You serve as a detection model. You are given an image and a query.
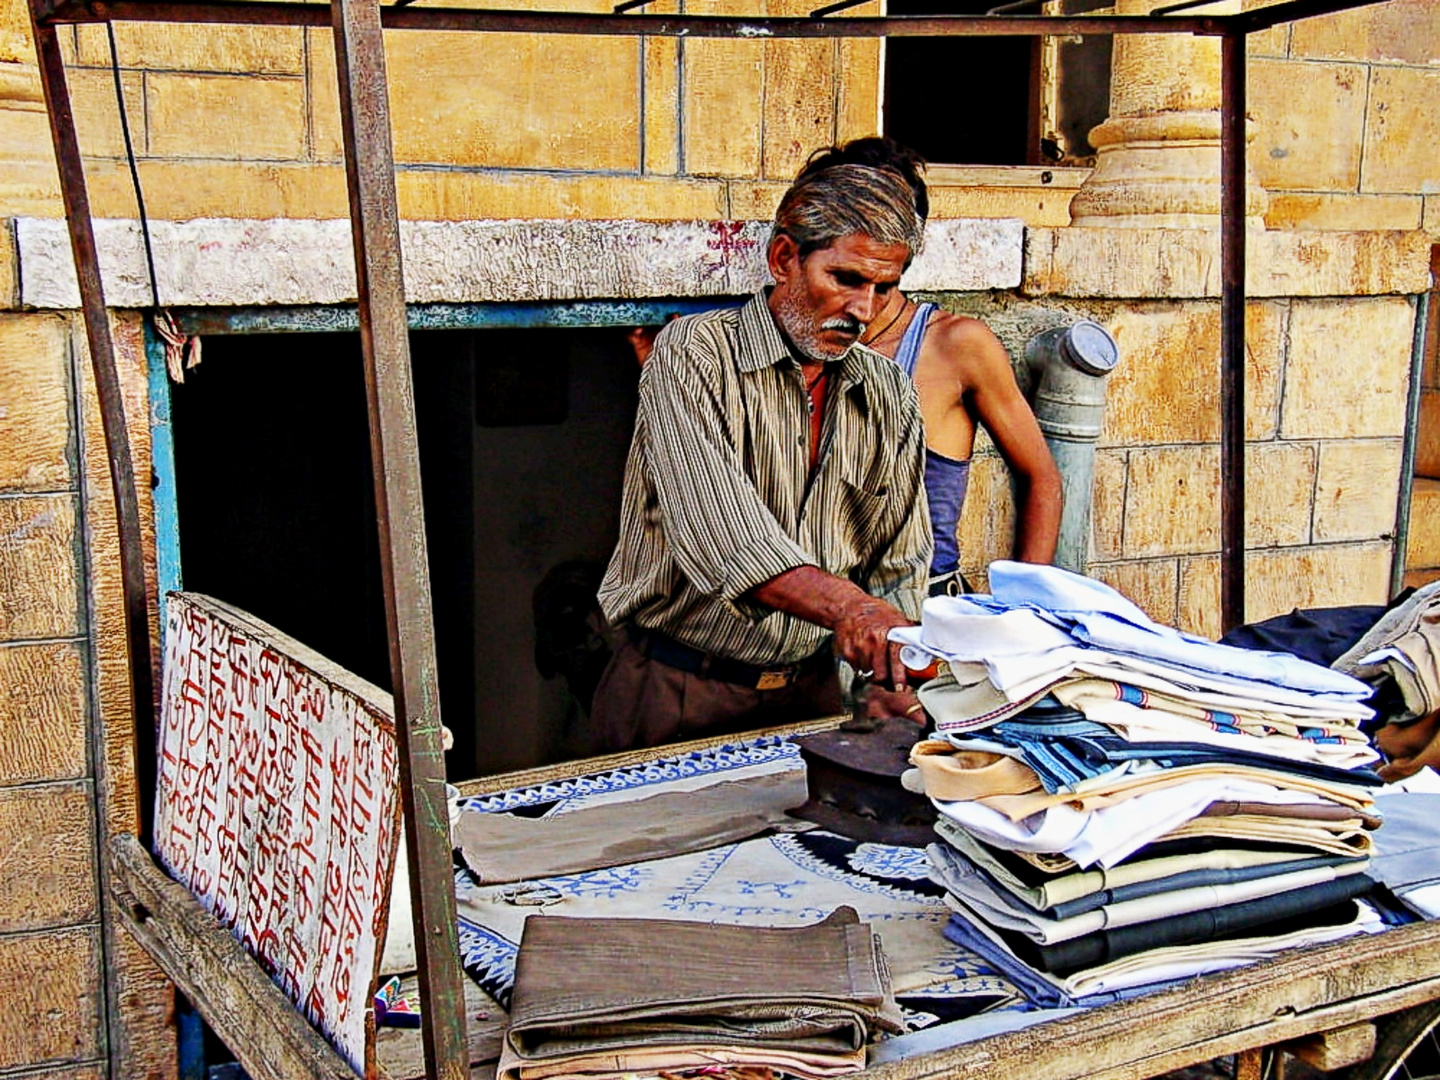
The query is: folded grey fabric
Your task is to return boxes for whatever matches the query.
[1334,580,1440,721]
[1371,793,1440,895]
[931,842,1370,945]
[933,815,1348,915]
[457,768,808,884]
[503,908,903,1080]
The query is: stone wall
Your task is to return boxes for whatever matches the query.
[0,2,1430,232]
[0,297,175,1079]
[12,5,1092,226]
[1250,0,1440,233]
[954,228,1430,639]
[0,0,1436,1074]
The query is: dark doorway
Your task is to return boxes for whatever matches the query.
[168,324,640,778]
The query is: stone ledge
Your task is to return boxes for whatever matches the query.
[16,216,1025,309]
[1023,227,1432,298]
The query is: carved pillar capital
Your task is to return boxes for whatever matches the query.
[1068,0,1267,229]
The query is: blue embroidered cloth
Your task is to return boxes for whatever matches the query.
[453,737,1020,1029]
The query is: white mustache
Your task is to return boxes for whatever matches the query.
[821,317,864,335]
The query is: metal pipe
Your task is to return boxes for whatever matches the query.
[329,0,468,1073]
[1238,0,1392,32]
[1026,321,1121,575]
[29,5,158,848]
[1392,282,1435,598]
[1220,27,1246,634]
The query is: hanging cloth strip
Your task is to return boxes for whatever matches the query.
[153,310,202,384]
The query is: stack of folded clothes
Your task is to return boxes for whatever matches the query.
[891,561,1387,1008]
[498,908,904,1080]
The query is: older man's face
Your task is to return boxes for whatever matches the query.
[767,233,909,362]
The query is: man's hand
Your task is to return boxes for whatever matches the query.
[864,685,927,726]
[1375,712,1440,782]
[749,565,915,691]
[833,593,914,692]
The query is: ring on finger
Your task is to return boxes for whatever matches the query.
[856,669,875,679]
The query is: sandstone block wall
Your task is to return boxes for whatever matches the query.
[954,237,1423,641]
[0,0,1435,1073]
[35,10,1107,226]
[0,280,175,1079]
[1251,0,1440,233]
[0,1,1425,235]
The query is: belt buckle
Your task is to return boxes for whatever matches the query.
[756,669,792,691]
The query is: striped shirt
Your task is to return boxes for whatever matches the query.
[598,291,932,666]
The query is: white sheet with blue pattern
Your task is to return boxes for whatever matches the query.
[453,736,1019,1026]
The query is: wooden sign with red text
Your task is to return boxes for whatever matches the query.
[155,592,402,1078]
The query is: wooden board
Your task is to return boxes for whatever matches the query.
[153,592,403,1076]
[110,833,359,1080]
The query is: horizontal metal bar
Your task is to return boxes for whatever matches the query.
[169,297,741,335]
[1237,0,1394,31]
[1149,0,1218,15]
[43,1,1232,34]
[809,0,868,17]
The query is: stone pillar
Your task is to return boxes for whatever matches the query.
[1068,0,1266,228]
[0,0,60,217]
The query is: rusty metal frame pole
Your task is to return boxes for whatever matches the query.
[328,0,469,1074]
[28,7,159,849]
[26,0,1400,35]
[1220,26,1247,634]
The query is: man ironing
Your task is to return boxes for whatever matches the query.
[592,164,932,751]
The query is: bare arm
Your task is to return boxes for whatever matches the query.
[749,566,914,691]
[951,322,1063,564]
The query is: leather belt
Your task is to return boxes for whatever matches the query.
[627,625,831,691]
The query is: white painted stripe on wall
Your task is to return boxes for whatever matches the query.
[17,216,1025,309]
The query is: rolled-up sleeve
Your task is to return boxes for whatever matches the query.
[638,331,813,617]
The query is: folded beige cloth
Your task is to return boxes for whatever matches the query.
[972,762,1374,823]
[907,739,1040,801]
[1159,814,1374,858]
[507,1043,867,1080]
[457,768,808,884]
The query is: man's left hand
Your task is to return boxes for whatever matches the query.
[865,686,927,727]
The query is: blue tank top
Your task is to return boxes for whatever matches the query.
[892,302,970,576]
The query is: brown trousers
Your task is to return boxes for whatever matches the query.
[590,637,843,753]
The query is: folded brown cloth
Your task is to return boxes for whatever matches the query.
[1196,798,1383,830]
[500,908,903,1080]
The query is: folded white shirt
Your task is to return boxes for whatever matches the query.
[985,561,1373,700]
[934,777,1337,869]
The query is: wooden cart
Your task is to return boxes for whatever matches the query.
[114,591,1440,1080]
[23,0,1437,1074]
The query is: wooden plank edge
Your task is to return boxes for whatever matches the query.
[1281,1022,1377,1071]
[865,923,1440,1080]
[1077,983,1435,1080]
[174,593,395,725]
[454,715,846,797]
[109,832,361,1080]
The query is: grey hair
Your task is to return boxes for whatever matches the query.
[770,163,924,266]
